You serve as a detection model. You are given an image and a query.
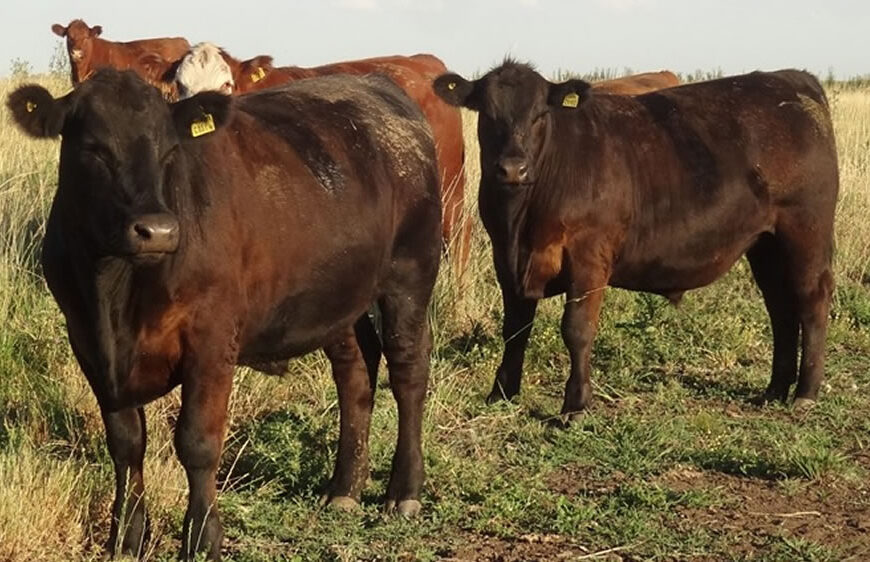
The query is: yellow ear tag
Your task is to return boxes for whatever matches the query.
[25,101,37,113]
[562,92,579,108]
[250,67,266,82]
[190,113,216,138]
[447,81,456,90]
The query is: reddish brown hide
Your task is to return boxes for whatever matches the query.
[592,70,680,95]
[434,61,838,418]
[51,18,189,95]
[8,69,441,560]
[180,47,470,277]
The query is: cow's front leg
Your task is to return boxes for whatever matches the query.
[487,288,538,404]
[103,407,148,557]
[560,268,608,420]
[175,352,233,561]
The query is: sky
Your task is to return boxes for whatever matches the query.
[1,0,868,79]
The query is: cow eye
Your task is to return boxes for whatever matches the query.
[82,144,115,167]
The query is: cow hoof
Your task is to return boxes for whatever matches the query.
[325,496,360,511]
[752,389,788,406]
[793,397,817,412]
[385,499,421,518]
[485,388,517,405]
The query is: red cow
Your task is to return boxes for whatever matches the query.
[592,70,680,95]
[51,19,189,95]
[174,43,470,276]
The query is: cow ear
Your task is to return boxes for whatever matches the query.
[249,55,274,69]
[6,85,69,138]
[90,25,103,37]
[138,52,170,81]
[170,91,233,140]
[433,73,477,109]
[241,56,274,84]
[547,79,592,109]
[51,24,67,37]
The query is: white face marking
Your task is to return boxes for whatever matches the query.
[174,42,234,99]
[71,49,84,61]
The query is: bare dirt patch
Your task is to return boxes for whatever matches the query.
[658,466,870,559]
[439,532,623,562]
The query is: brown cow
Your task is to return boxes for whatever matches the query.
[8,69,441,559]
[174,43,470,276]
[592,70,680,95]
[433,60,838,418]
[51,19,189,92]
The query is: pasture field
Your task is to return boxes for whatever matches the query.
[0,74,869,561]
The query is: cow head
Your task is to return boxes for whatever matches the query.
[434,60,590,187]
[174,42,236,99]
[7,69,233,265]
[51,19,103,82]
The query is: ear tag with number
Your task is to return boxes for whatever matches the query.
[190,113,216,138]
[562,92,579,108]
[251,67,266,82]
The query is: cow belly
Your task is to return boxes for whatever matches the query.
[239,258,380,362]
[612,228,765,295]
[241,298,369,362]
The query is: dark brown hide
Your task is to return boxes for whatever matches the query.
[8,69,441,559]
[434,61,838,417]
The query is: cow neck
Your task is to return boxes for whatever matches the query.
[51,174,200,408]
[480,176,535,295]
[483,113,581,296]
[88,246,185,404]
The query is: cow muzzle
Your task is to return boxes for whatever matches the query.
[496,157,532,184]
[125,213,180,260]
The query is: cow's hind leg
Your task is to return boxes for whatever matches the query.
[322,316,380,509]
[378,243,438,517]
[103,407,149,557]
[747,234,800,403]
[786,236,834,407]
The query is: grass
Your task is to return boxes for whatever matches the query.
[0,74,868,561]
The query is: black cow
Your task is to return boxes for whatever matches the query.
[8,69,441,560]
[434,60,838,418]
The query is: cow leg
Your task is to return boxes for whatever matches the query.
[486,291,538,404]
[103,407,148,558]
[322,320,378,508]
[560,275,608,419]
[379,288,433,517]
[747,236,799,403]
[793,270,833,405]
[175,358,233,561]
[775,217,835,407]
[790,255,834,407]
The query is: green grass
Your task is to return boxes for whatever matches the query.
[0,75,868,560]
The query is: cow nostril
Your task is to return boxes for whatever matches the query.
[133,223,153,240]
[518,164,529,178]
